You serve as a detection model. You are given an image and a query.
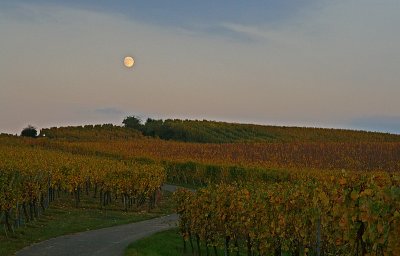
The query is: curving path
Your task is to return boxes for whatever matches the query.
[16,185,183,256]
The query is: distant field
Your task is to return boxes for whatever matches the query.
[28,137,400,173]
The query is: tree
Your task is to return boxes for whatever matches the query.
[21,125,37,138]
[143,118,163,137]
[122,116,143,131]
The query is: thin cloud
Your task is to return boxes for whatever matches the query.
[220,22,272,40]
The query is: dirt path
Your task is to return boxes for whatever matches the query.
[16,185,182,256]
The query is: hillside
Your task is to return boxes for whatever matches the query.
[123,117,400,143]
[35,118,400,143]
[21,118,400,173]
[39,124,142,141]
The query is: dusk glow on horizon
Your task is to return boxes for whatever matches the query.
[1,1,399,134]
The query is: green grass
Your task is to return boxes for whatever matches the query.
[125,229,294,256]
[125,229,250,256]
[0,191,174,256]
[125,229,185,256]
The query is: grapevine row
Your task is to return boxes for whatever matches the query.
[0,144,165,235]
[174,172,400,255]
[30,138,400,172]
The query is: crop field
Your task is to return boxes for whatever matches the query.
[1,123,400,255]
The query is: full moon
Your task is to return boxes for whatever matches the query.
[123,56,135,68]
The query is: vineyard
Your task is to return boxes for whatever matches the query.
[1,122,400,255]
[121,118,400,143]
[174,171,400,256]
[0,142,165,237]
[40,124,142,141]
[29,139,400,172]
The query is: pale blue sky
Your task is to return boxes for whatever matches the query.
[1,1,399,134]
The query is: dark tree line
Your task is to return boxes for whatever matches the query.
[123,116,193,142]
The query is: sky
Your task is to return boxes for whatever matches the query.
[1,0,399,134]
